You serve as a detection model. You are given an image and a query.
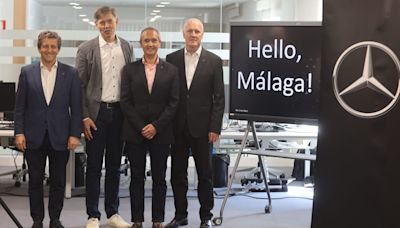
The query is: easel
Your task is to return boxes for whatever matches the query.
[0,197,23,228]
[213,120,317,226]
[213,120,271,225]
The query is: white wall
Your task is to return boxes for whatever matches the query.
[0,0,14,64]
[225,0,322,24]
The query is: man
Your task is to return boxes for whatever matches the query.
[120,27,179,228]
[166,18,225,228]
[75,6,132,228]
[14,31,82,228]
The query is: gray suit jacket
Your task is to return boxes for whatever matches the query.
[75,36,133,120]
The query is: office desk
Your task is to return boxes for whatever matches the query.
[0,129,78,198]
[214,123,319,225]
[218,129,318,176]
[220,129,318,141]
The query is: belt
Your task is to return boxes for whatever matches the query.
[100,102,120,109]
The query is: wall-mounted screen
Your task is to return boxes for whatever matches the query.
[229,22,322,125]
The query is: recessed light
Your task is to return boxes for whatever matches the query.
[156,5,165,7]
[160,2,170,4]
[73,6,83,9]
[69,3,79,6]
[150,12,157,15]
[82,18,90,22]
[79,14,87,17]
[152,10,161,13]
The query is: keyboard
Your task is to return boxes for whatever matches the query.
[0,120,14,130]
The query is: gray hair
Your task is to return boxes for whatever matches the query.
[140,27,161,42]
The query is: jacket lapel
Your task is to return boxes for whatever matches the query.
[120,38,131,64]
[179,49,188,93]
[151,60,164,95]
[33,63,47,106]
[93,37,102,83]
[49,63,65,106]
[189,50,207,91]
[138,63,150,96]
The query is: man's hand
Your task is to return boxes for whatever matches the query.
[83,118,97,140]
[141,124,157,140]
[68,136,81,151]
[15,135,26,152]
[208,132,220,143]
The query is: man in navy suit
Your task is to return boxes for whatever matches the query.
[120,27,179,228]
[166,18,225,228]
[14,31,82,228]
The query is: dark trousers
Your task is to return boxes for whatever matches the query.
[170,125,214,220]
[85,104,123,219]
[25,132,69,222]
[125,142,169,223]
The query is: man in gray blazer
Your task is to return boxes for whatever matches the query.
[75,6,133,228]
[166,18,225,228]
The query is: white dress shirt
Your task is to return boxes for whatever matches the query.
[40,61,58,105]
[99,35,126,103]
[184,46,202,89]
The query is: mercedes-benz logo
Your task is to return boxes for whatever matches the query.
[332,41,400,118]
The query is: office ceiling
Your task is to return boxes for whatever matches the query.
[34,0,247,8]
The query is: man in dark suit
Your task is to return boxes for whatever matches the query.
[75,6,132,228]
[14,31,82,228]
[120,27,179,228]
[165,18,225,228]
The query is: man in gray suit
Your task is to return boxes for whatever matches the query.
[75,6,133,228]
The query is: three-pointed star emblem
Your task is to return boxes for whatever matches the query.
[332,41,400,118]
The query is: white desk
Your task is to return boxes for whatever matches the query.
[220,128,318,141]
[214,123,319,225]
[0,129,77,198]
[218,128,318,176]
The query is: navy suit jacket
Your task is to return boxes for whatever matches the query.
[14,62,82,151]
[120,59,179,144]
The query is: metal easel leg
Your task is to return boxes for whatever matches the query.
[249,121,272,213]
[0,197,23,228]
[213,122,251,226]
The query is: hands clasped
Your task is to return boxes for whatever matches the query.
[142,124,157,140]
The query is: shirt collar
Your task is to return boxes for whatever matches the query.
[185,45,202,56]
[98,34,120,48]
[142,56,160,65]
[40,60,58,70]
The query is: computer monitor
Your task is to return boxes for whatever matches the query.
[0,82,16,120]
[229,22,322,125]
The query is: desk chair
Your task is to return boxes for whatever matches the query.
[11,146,28,187]
[0,143,29,187]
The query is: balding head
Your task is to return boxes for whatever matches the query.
[182,18,204,53]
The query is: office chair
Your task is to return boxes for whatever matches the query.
[0,145,29,187]
[12,147,28,187]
